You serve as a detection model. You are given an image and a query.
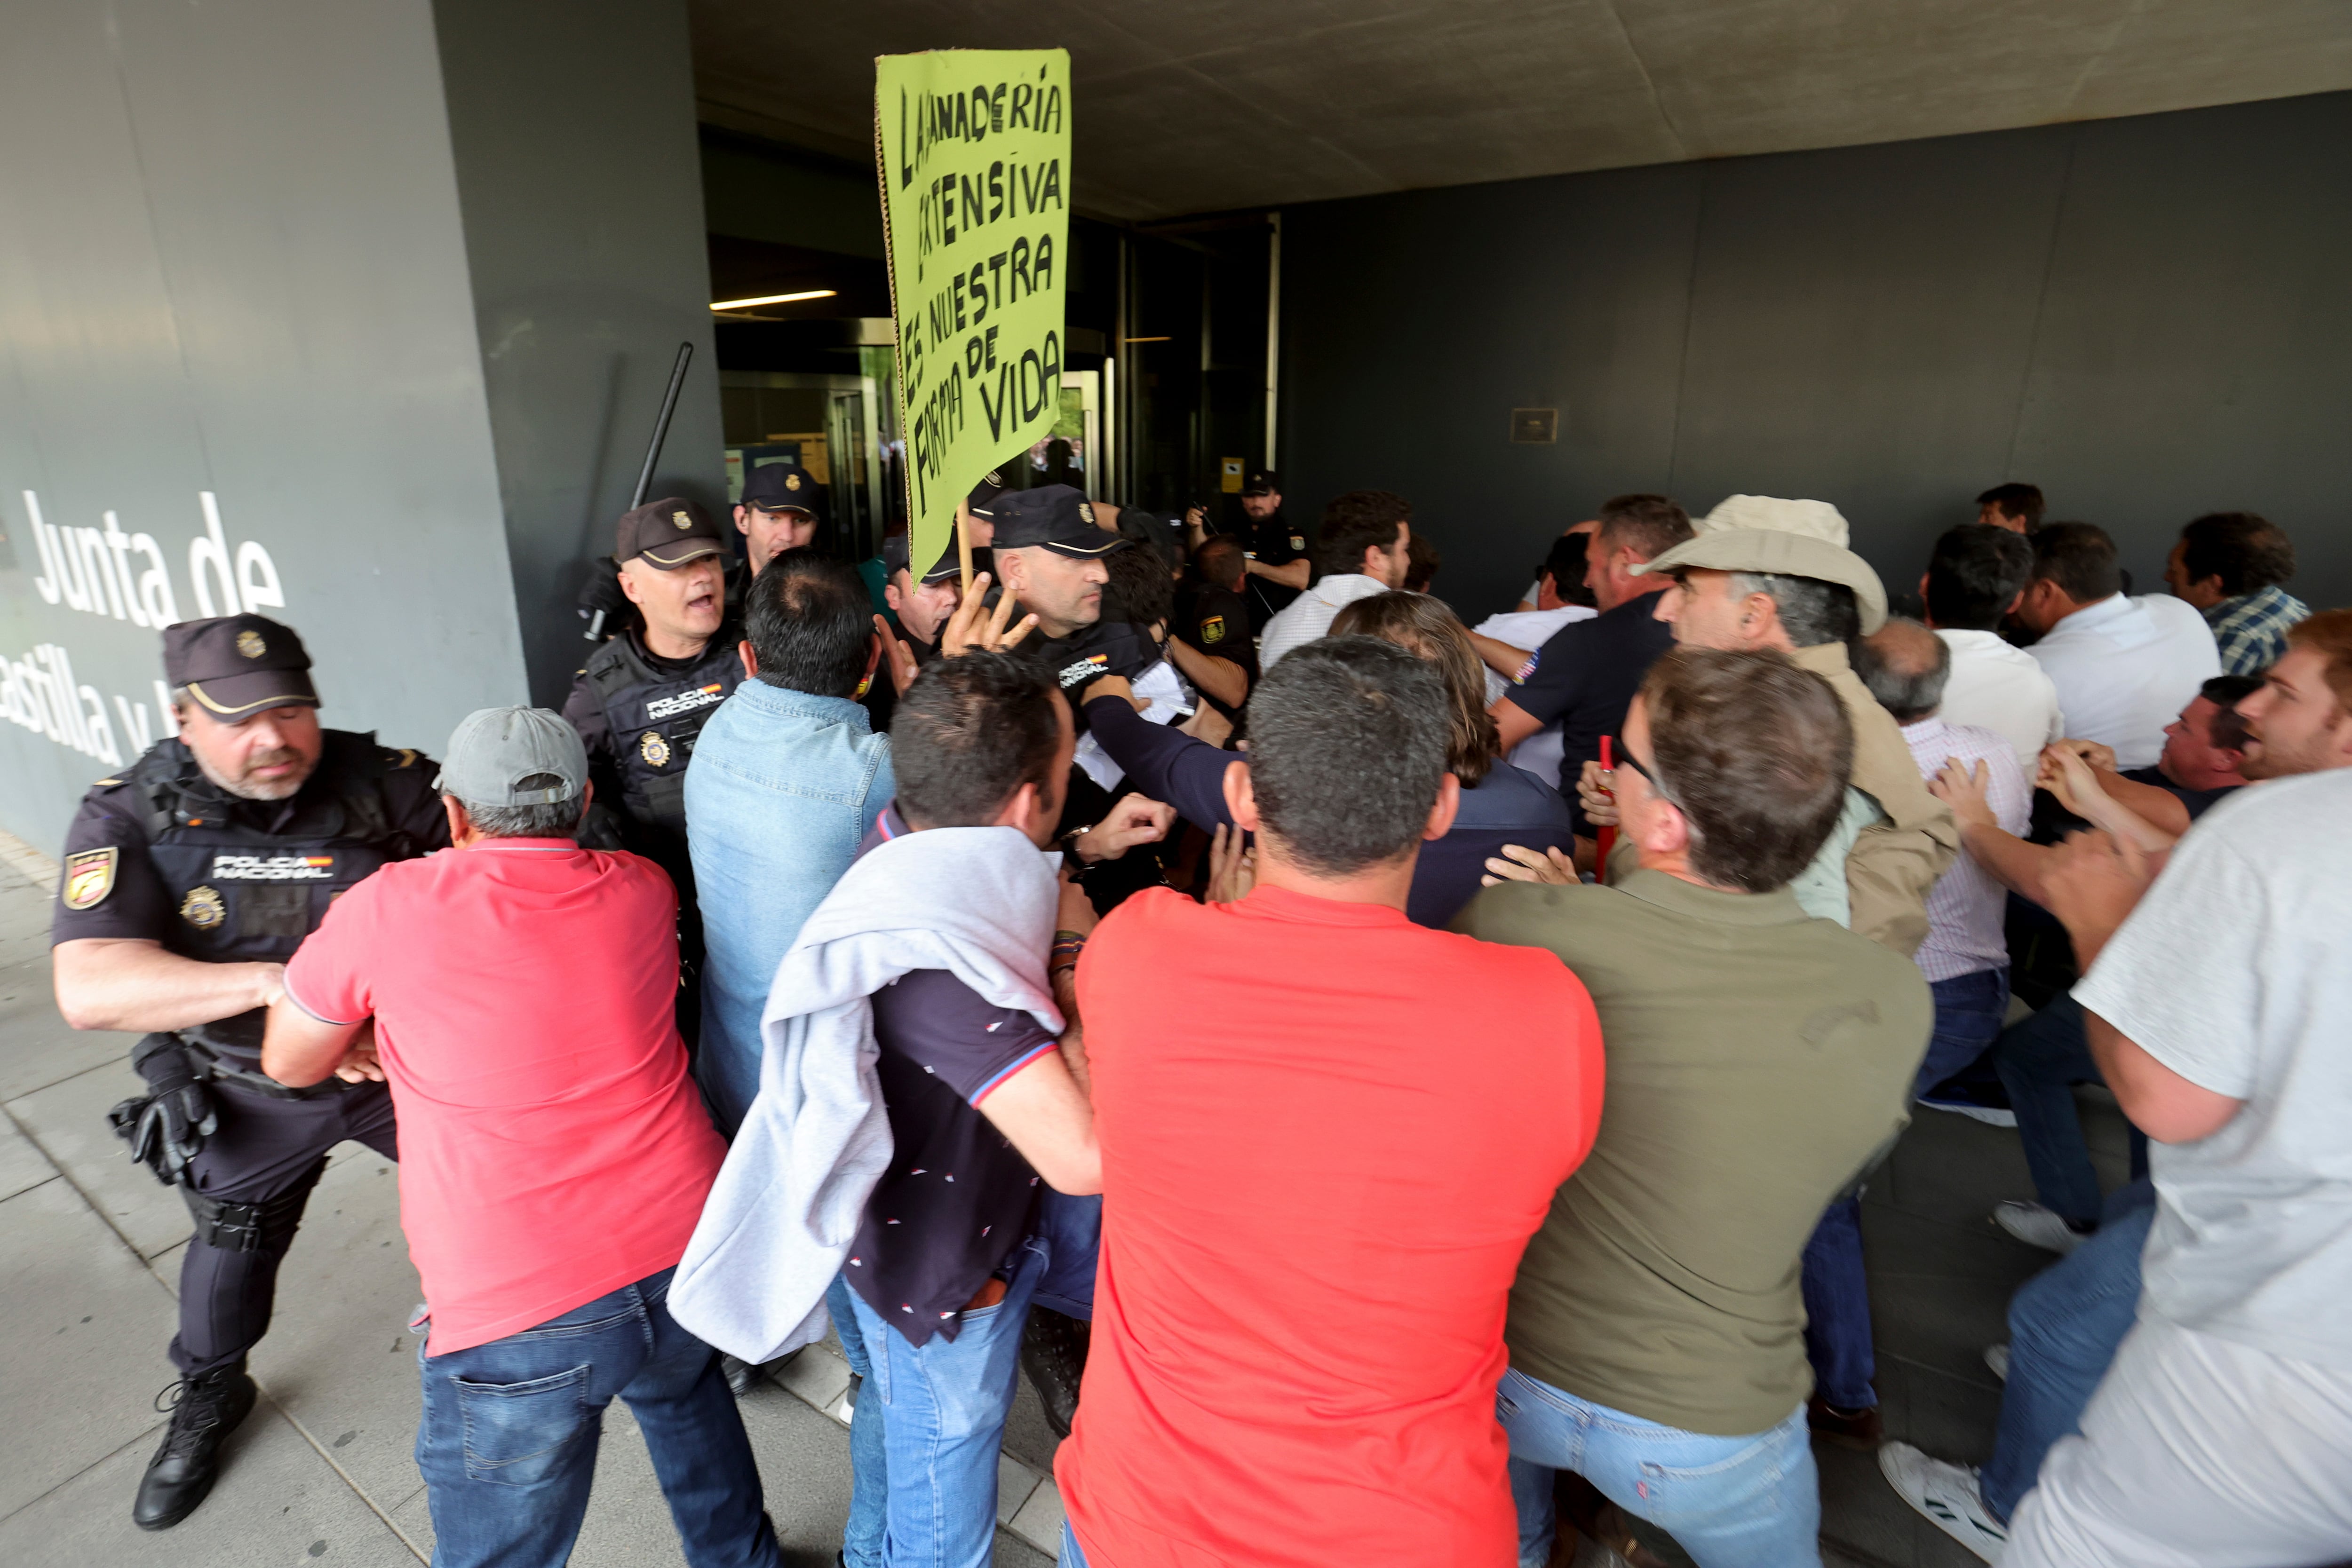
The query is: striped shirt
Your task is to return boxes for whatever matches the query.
[1900,717,2030,983]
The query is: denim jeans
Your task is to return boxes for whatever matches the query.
[1057,1520,1091,1568]
[1498,1369,1820,1568]
[1914,966,2010,1101]
[686,681,893,1135]
[1799,1197,1875,1410]
[414,1266,779,1568]
[838,1235,1049,1568]
[1979,1180,2155,1520]
[1031,1189,1101,1320]
[1994,991,2149,1227]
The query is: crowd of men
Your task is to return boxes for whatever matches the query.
[47,462,2351,1568]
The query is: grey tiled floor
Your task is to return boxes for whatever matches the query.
[0,852,2125,1566]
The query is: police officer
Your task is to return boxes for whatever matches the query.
[881,529,964,665]
[984,484,1156,714]
[734,461,821,575]
[49,615,446,1530]
[1172,533,1258,718]
[1189,467,1305,631]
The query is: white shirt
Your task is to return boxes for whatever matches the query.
[1899,716,2029,982]
[1473,605,1597,706]
[2027,594,2219,769]
[2075,769,2352,1369]
[1936,629,2065,769]
[1258,573,1391,670]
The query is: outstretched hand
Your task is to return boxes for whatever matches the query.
[873,616,921,697]
[1482,843,1579,887]
[941,573,1039,656]
[2042,827,2161,967]
[1929,757,1999,833]
[1073,794,1176,864]
[1204,822,1255,904]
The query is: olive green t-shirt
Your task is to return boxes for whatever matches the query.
[1457,870,1931,1437]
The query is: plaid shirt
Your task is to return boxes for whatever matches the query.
[2203,584,2310,676]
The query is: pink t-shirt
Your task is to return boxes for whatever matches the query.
[286,839,725,1354]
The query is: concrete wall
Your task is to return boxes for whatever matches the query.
[1280,91,2352,623]
[0,0,530,857]
[434,0,725,707]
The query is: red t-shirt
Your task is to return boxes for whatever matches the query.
[1055,885,1605,1568]
[285,840,725,1355]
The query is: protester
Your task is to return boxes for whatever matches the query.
[1489,494,1692,834]
[2015,522,2220,768]
[1931,679,2257,1253]
[1473,528,1602,787]
[670,652,1105,1568]
[1460,649,1930,1568]
[1918,523,2065,765]
[686,552,896,1136]
[1402,530,1442,593]
[1853,619,2029,1107]
[2163,510,2308,674]
[260,706,780,1568]
[1056,636,1605,1568]
[1976,483,2044,533]
[1257,490,1413,667]
[1083,592,1573,927]
[1505,521,1601,616]
[1990,764,2352,1566]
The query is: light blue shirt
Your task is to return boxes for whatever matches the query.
[685,679,893,1134]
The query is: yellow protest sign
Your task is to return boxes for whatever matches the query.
[875,49,1072,578]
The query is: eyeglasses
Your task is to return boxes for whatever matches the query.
[1616,747,1657,787]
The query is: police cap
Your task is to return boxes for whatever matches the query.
[740,462,820,515]
[163,614,319,720]
[616,496,727,570]
[1241,467,1279,497]
[968,468,1009,510]
[978,485,1126,558]
[882,531,962,584]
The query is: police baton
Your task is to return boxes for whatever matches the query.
[586,341,695,642]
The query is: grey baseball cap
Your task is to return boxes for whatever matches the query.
[433,706,588,806]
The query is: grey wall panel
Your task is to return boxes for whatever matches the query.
[1281,91,2352,625]
[0,0,528,858]
[433,0,724,706]
[1668,129,2072,590]
[1282,163,1704,617]
[2011,93,2352,594]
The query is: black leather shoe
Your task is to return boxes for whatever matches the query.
[722,1354,757,1398]
[133,1367,257,1530]
[1021,1307,1090,1439]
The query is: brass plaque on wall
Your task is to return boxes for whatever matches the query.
[1510,408,1559,443]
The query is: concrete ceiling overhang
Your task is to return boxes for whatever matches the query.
[689,0,2352,222]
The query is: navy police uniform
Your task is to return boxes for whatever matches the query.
[1231,467,1305,630]
[51,614,445,1529]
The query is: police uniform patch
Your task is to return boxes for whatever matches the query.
[1199,614,1226,645]
[639,729,671,768]
[180,885,228,930]
[672,510,692,529]
[236,629,267,658]
[61,847,118,910]
[1288,535,1305,551]
[785,472,802,491]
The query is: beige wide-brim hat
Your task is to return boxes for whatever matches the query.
[1630,494,1888,634]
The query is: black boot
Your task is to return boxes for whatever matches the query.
[1020,1307,1090,1440]
[134,1365,258,1530]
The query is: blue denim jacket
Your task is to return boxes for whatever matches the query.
[685,680,893,1134]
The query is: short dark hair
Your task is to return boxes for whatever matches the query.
[2179,512,2296,597]
[1977,483,2045,530]
[1330,591,1501,785]
[1103,538,1175,630]
[1851,618,1951,724]
[1247,636,1450,877]
[744,550,871,697]
[1729,572,1860,649]
[1594,493,1694,562]
[2030,522,2122,604]
[1402,533,1441,594]
[890,653,1063,829]
[1194,534,1246,590]
[2200,674,2262,751]
[1640,648,1854,894]
[1926,523,2034,629]
[1541,532,1597,609]
[1315,490,1410,577]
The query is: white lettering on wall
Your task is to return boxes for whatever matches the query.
[23,489,276,627]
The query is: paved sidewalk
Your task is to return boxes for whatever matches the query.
[0,841,2133,1568]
